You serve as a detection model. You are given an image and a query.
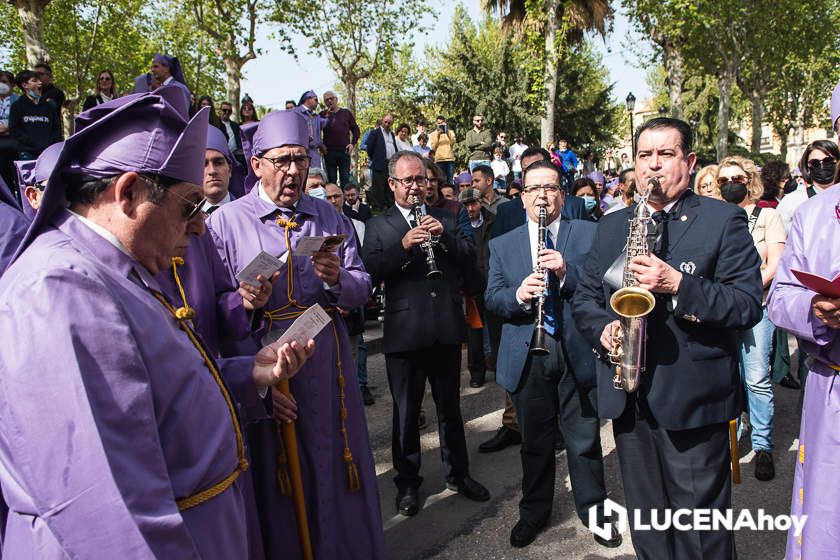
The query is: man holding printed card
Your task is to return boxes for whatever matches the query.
[767,152,840,559]
[206,110,385,559]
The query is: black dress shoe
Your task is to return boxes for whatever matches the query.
[478,426,522,453]
[418,409,427,430]
[510,519,546,548]
[593,523,622,548]
[446,476,490,502]
[778,373,801,390]
[755,450,775,481]
[395,487,419,516]
[361,385,375,406]
[469,379,484,388]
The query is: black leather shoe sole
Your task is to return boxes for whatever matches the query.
[446,478,490,502]
[510,519,546,548]
[396,488,419,516]
[478,427,522,453]
[593,525,622,548]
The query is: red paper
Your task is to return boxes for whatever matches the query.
[791,269,840,298]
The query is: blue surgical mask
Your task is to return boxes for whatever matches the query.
[27,89,41,102]
[0,83,9,95]
[308,186,326,200]
[582,195,597,211]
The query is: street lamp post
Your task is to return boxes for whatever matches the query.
[625,92,636,159]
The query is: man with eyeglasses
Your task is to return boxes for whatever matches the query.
[206,109,385,559]
[0,85,316,558]
[572,117,762,560]
[485,159,616,549]
[466,114,493,172]
[320,90,360,188]
[217,101,244,166]
[362,149,490,518]
[33,62,65,113]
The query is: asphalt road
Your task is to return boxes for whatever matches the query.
[359,333,802,560]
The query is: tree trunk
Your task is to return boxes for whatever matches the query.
[15,0,51,66]
[749,93,765,154]
[62,98,79,137]
[716,64,736,160]
[778,131,788,162]
[663,41,684,120]
[540,0,559,147]
[224,57,242,117]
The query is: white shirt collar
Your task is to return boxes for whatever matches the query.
[471,214,484,229]
[202,192,232,211]
[396,202,425,226]
[163,76,174,85]
[68,210,133,258]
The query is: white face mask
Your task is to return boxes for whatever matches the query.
[308,186,326,200]
[0,83,9,95]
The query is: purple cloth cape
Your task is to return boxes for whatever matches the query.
[767,184,840,559]
[292,105,329,169]
[206,186,385,559]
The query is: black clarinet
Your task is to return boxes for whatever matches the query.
[529,206,549,355]
[411,195,443,279]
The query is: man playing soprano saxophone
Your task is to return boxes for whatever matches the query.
[485,160,618,549]
[571,118,763,559]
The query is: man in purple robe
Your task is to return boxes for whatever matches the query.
[767,167,840,560]
[206,109,384,559]
[293,90,329,169]
[0,85,313,559]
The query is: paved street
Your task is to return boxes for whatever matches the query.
[359,325,802,559]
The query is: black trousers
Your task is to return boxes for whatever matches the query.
[511,335,606,526]
[386,344,469,490]
[465,298,502,383]
[370,169,393,211]
[613,400,736,560]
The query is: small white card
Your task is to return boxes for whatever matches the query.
[292,234,347,256]
[235,251,284,286]
[260,303,332,347]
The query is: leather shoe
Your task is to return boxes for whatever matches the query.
[510,518,546,548]
[778,373,801,390]
[446,476,490,502]
[478,426,521,453]
[361,386,375,406]
[418,409,427,430]
[469,378,484,388]
[395,487,419,516]
[755,450,775,481]
[593,522,622,548]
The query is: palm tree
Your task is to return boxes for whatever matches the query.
[481,0,612,146]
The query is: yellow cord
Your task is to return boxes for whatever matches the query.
[266,213,361,491]
[151,291,249,511]
[170,256,196,320]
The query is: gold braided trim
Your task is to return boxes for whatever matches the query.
[170,257,196,321]
[151,291,249,511]
[266,213,360,492]
[826,363,840,372]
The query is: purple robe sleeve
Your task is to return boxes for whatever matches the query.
[0,204,27,275]
[328,213,372,309]
[767,209,837,349]
[0,271,201,558]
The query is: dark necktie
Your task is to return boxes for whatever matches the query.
[542,230,557,336]
[650,210,669,255]
[204,205,218,215]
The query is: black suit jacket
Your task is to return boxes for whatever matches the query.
[362,204,477,353]
[364,127,398,171]
[570,191,763,430]
[490,194,587,239]
[343,202,372,223]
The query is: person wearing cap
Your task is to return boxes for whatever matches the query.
[205,109,384,559]
[768,78,840,560]
[149,54,192,113]
[459,186,497,388]
[362,149,490,519]
[0,85,314,559]
[293,90,329,169]
[454,170,472,192]
[15,141,63,222]
[485,159,616,549]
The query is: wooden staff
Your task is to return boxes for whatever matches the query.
[277,379,314,560]
[729,419,741,484]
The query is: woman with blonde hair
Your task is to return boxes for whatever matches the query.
[716,154,785,482]
[694,164,720,199]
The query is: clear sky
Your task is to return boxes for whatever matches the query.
[240,1,651,111]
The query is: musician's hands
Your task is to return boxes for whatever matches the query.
[402,226,432,250]
[240,271,280,311]
[628,254,682,294]
[538,249,566,281]
[600,320,621,351]
[516,271,546,303]
[417,214,443,236]
[812,296,840,329]
[252,339,316,388]
[312,251,340,285]
[272,386,298,423]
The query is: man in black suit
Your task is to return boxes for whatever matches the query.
[218,101,244,166]
[362,150,490,517]
[571,117,763,560]
[342,183,372,222]
[485,160,619,549]
[364,113,398,211]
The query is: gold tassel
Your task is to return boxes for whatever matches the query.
[170,256,196,320]
[344,449,361,492]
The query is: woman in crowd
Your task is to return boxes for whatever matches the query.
[572,177,602,221]
[394,122,413,151]
[717,155,785,482]
[82,70,116,111]
[240,99,258,124]
[777,140,839,231]
[757,160,791,208]
[413,133,431,158]
[694,164,720,199]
